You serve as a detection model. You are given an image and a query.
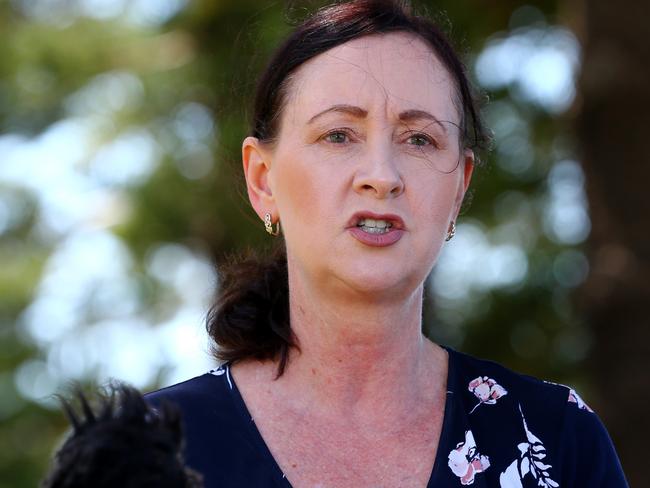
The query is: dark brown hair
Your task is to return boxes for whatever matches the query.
[207,0,489,376]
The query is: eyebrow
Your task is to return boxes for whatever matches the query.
[307,104,448,133]
[307,104,368,124]
[398,109,448,133]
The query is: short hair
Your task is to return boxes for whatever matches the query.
[41,384,203,488]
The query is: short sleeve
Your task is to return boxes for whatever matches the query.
[557,400,629,487]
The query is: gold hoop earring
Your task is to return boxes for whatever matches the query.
[264,212,280,236]
[446,220,456,241]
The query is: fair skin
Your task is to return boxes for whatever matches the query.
[237,32,474,487]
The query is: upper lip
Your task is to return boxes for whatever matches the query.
[347,211,405,230]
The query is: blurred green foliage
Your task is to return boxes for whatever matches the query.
[0,0,601,486]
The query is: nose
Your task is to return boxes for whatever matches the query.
[352,148,405,199]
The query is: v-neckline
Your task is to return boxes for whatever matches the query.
[225,347,455,487]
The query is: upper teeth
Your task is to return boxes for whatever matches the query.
[358,218,391,229]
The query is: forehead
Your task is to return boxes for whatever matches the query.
[284,32,459,126]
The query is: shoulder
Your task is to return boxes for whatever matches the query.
[448,346,602,432]
[448,347,572,410]
[446,347,628,487]
[556,389,628,486]
[145,365,235,424]
[144,365,275,486]
[447,348,572,458]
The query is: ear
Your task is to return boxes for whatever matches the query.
[452,148,475,217]
[242,136,276,220]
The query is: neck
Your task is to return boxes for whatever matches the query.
[266,268,446,424]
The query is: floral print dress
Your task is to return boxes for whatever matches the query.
[146,347,628,487]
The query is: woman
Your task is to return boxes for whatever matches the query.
[147,1,628,486]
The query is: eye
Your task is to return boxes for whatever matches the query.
[406,132,435,147]
[321,129,353,144]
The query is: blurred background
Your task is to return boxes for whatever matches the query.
[0,0,647,486]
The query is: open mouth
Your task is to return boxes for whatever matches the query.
[347,212,405,247]
[357,218,393,234]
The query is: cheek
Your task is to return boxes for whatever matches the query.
[408,172,459,225]
[274,158,325,231]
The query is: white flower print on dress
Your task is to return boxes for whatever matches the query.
[209,367,226,376]
[468,376,508,414]
[499,405,558,488]
[448,430,491,485]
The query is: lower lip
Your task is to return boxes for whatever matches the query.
[348,227,404,247]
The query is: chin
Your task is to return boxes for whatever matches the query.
[332,262,423,299]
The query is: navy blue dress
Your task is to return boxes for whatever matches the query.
[146,347,628,487]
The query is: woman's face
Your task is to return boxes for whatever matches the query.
[245,32,473,299]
